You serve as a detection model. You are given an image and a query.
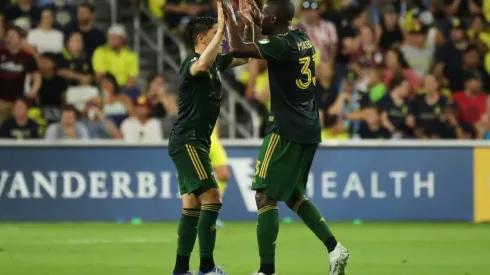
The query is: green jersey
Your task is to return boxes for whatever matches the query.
[168,52,233,155]
[254,29,321,144]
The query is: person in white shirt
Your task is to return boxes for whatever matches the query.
[121,95,162,142]
[27,9,64,54]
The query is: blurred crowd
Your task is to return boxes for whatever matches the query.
[150,0,490,140]
[0,0,178,141]
[1,0,490,141]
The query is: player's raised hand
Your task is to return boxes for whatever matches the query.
[238,0,253,26]
[248,0,262,25]
[217,0,225,33]
[222,0,236,23]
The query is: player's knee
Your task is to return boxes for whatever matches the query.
[214,166,230,182]
[182,193,200,209]
[198,188,222,205]
[255,191,277,209]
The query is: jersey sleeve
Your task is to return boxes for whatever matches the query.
[216,54,233,72]
[180,56,199,77]
[254,36,290,61]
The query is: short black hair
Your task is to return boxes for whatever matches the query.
[6,25,27,38]
[62,104,79,116]
[14,96,31,108]
[102,73,120,94]
[267,0,295,24]
[184,17,217,46]
[78,2,95,13]
[389,73,406,90]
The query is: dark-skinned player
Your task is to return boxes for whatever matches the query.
[222,0,350,274]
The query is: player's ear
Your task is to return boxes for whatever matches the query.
[196,33,205,45]
[270,15,277,24]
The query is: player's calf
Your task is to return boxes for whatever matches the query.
[286,195,338,253]
[255,191,279,275]
[173,194,201,275]
[197,188,223,273]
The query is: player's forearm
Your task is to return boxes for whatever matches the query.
[226,17,260,58]
[196,31,225,71]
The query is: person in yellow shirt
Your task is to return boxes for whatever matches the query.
[209,121,229,227]
[92,24,139,88]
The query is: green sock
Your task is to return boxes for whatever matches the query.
[176,208,200,256]
[257,205,279,264]
[198,204,222,258]
[294,197,334,242]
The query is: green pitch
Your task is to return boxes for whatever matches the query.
[1,222,489,275]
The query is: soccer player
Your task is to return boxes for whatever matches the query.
[209,122,230,228]
[168,1,249,274]
[222,0,350,274]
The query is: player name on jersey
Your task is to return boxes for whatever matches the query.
[297,39,314,51]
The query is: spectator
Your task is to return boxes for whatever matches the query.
[351,26,384,72]
[3,0,41,31]
[40,0,76,30]
[27,9,64,54]
[64,3,105,59]
[377,4,404,51]
[56,32,92,86]
[145,74,178,119]
[121,96,163,142]
[411,74,449,138]
[327,70,368,139]
[384,48,421,95]
[434,18,471,91]
[0,97,40,139]
[38,54,66,115]
[379,74,415,138]
[80,101,122,139]
[401,21,436,79]
[0,26,41,124]
[298,0,337,64]
[452,70,487,126]
[98,73,133,127]
[475,96,490,139]
[358,107,390,139]
[437,101,475,139]
[164,0,210,29]
[92,24,139,88]
[467,13,490,50]
[44,104,89,139]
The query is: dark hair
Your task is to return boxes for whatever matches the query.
[388,47,411,69]
[40,53,58,69]
[267,0,295,24]
[78,3,95,13]
[184,17,217,46]
[14,96,31,108]
[101,73,120,94]
[146,73,165,91]
[6,25,27,38]
[389,73,406,91]
[62,104,79,117]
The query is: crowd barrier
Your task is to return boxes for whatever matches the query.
[0,140,489,222]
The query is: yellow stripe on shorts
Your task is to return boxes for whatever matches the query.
[185,144,208,180]
[259,134,279,178]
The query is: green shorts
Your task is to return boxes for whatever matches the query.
[252,132,317,201]
[171,143,218,196]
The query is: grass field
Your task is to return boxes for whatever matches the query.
[0,222,489,275]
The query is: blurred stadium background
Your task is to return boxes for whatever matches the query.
[0,0,489,274]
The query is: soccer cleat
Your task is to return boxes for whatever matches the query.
[198,266,227,275]
[216,219,225,228]
[172,271,195,275]
[329,242,350,275]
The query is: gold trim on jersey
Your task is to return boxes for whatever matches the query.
[259,134,280,178]
[186,144,208,180]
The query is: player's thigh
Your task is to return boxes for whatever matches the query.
[171,144,218,196]
[290,144,318,202]
[252,133,303,201]
[181,193,200,209]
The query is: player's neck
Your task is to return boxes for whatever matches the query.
[270,25,290,36]
[194,45,206,55]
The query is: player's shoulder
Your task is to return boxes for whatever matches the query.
[179,53,199,74]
